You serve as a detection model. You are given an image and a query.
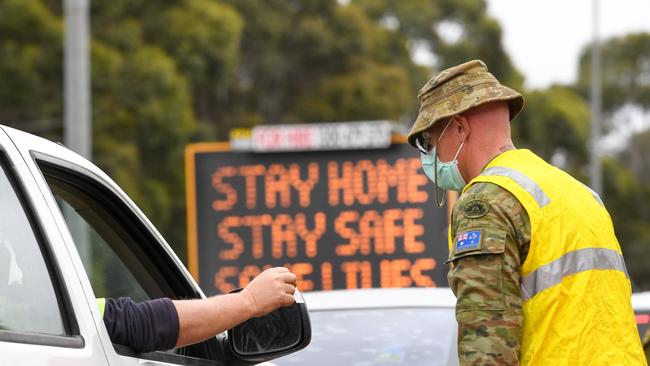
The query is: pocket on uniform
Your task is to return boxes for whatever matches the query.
[447,227,507,312]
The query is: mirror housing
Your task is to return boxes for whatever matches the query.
[227,289,311,363]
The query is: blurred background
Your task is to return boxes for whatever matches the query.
[1,0,650,291]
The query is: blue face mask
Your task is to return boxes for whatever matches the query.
[419,142,466,191]
[416,119,467,193]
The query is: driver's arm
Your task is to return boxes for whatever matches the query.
[101,267,296,352]
[174,266,296,347]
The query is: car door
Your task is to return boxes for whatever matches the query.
[0,127,110,366]
[5,126,230,366]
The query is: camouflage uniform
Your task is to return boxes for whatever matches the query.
[448,180,530,365]
[406,60,528,365]
[408,60,644,364]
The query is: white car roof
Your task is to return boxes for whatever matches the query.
[302,287,456,311]
[632,291,650,311]
[304,288,650,311]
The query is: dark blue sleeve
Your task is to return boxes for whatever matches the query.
[103,297,180,353]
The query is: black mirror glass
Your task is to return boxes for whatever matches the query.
[231,302,303,355]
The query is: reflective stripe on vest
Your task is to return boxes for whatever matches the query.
[480,166,623,300]
[483,166,604,208]
[481,166,551,208]
[520,247,629,301]
[469,150,645,364]
[579,182,605,206]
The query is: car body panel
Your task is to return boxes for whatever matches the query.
[0,126,111,365]
[274,288,459,366]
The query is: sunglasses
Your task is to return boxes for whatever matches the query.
[415,132,432,154]
[414,117,454,154]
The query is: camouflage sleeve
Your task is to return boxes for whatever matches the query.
[447,182,531,365]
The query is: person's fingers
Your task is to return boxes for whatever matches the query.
[279,272,297,285]
[282,293,296,307]
[283,283,296,295]
[272,266,290,273]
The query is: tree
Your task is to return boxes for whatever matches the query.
[293,60,412,122]
[217,0,422,135]
[577,33,650,115]
[576,33,650,289]
[608,130,650,290]
[0,0,63,139]
[512,86,591,174]
[91,43,196,245]
[600,155,650,290]
[149,0,242,128]
[7,1,647,287]
[352,0,524,89]
[0,0,527,259]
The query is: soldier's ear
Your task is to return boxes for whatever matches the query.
[454,114,470,142]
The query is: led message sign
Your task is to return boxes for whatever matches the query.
[186,142,449,295]
[251,121,392,152]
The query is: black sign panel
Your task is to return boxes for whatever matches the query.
[186,143,449,296]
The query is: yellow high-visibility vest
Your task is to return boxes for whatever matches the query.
[96,298,106,316]
[463,149,644,365]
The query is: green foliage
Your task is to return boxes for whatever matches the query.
[576,33,650,288]
[154,0,243,106]
[92,43,196,248]
[601,158,650,290]
[0,0,471,260]
[622,129,650,185]
[578,33,650,114]
[0,0,62,139]
[513,86,590,172]
[1,0,648,288]
[294,61,411,122]
[217,0,419,130]
[612,130,650,289]
[352,0,523,89]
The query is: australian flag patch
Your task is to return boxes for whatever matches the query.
[455,230,482,253]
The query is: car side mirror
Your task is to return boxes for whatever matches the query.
[227,289,311,363]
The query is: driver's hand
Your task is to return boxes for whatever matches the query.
[240,267,297,317]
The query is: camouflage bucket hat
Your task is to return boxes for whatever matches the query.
[407,60,525,147]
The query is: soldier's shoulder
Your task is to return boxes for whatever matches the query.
[455,182,520,216]
[462,181,513,199]
[452,182,527,233]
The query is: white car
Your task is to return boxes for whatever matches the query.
[271,285,650,366]
[0,125,310,365]
[273,288,459,366]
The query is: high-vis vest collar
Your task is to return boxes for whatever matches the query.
[462,149,644,365]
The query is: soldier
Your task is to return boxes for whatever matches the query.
[407,60,645,365]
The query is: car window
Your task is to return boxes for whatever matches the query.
[0,156,66,336]
[45,175,169,302]
[55,198,149,301]
[39,161,178,303]
[36,159,220,364]
[275,308,458,366]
